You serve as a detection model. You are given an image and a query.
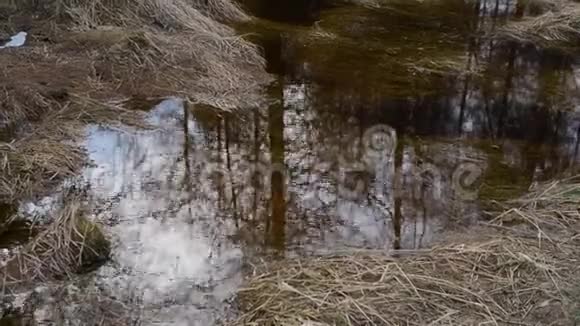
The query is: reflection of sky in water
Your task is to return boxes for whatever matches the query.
[282,82,484,251]
[9,38,580,325]
[78,93,489,323]
[2,3,579,324]
[13,4,580,323]
[84,99,241,325]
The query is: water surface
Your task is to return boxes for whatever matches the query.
[2,0,580,324]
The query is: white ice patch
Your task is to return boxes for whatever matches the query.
[0,31,27,49]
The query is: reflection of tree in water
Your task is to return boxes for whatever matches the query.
[185,0,580,252]
[191,74,577,253]
[59,2,580,323]
[188,85,484,251]
[268,83,286,251]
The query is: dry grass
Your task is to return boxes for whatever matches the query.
[0,192,110,291]
[234,177,580,325]
[0,0,269,201]
[497,1,580,48]
[199,0,250,22]
[491,176,580,234]
[0,96,148,202]
[52,0,270,110]
[0,0,270,195]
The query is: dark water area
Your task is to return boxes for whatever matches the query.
[2,0,580,324]
[0,204,32,249]
[0,316,20,326]
[244,0,577,185]
[242,0,331,24]
[240,0,580,152]
[0,220,31,249]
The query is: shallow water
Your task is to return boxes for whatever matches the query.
[3,0,580,324]
[0,204,34,249]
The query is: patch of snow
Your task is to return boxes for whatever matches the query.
[0,32,27,49]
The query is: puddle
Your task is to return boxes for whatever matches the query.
[77,99,241,325]
[58,80,576,322]
[0,204,33,250]
[2,0,580,324]
[0,220,32,249]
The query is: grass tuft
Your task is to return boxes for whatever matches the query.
[497,1,580,48]
[0,192,110,290]
[234,177,580,325]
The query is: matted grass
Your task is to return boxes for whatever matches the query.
[234,177,580,325]
[0,0,270,202]
[0,192,110,290]
[0,97,147,202]
[497,1,580,48]
[49,0,269,110]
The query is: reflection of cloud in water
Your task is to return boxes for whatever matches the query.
[84,99,241,325]
[78,94,476,324]
[67,70,578,322]
[280,82,484,252]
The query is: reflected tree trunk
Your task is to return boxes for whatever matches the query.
[573,125,580,165]
[217,118,224,209]
[497,45,516,138]
[253,110,260,222]
[493,0,500,17]
[182,101,193,220]
[481,0,488,16]
[483,95,495,139]
[182,101,191,188]
[225,116,239,226]
[457,39,476,135]
[483,34,497,139]
[472,0,482,31]
[515,0,525,17]
[491,0,501,29]
[393,138,404,250]
[393,198,402,250]
[269,83,286,252]
[418,205,427,248]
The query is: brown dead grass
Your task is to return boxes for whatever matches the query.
[0,192,110,291]
[0,44,88,128]
[0,0,270,202]
[234,177,580,325]
[52,0,270,110]
[0,0,271,114]
[498,1,580,48]
[0,96,148,202]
